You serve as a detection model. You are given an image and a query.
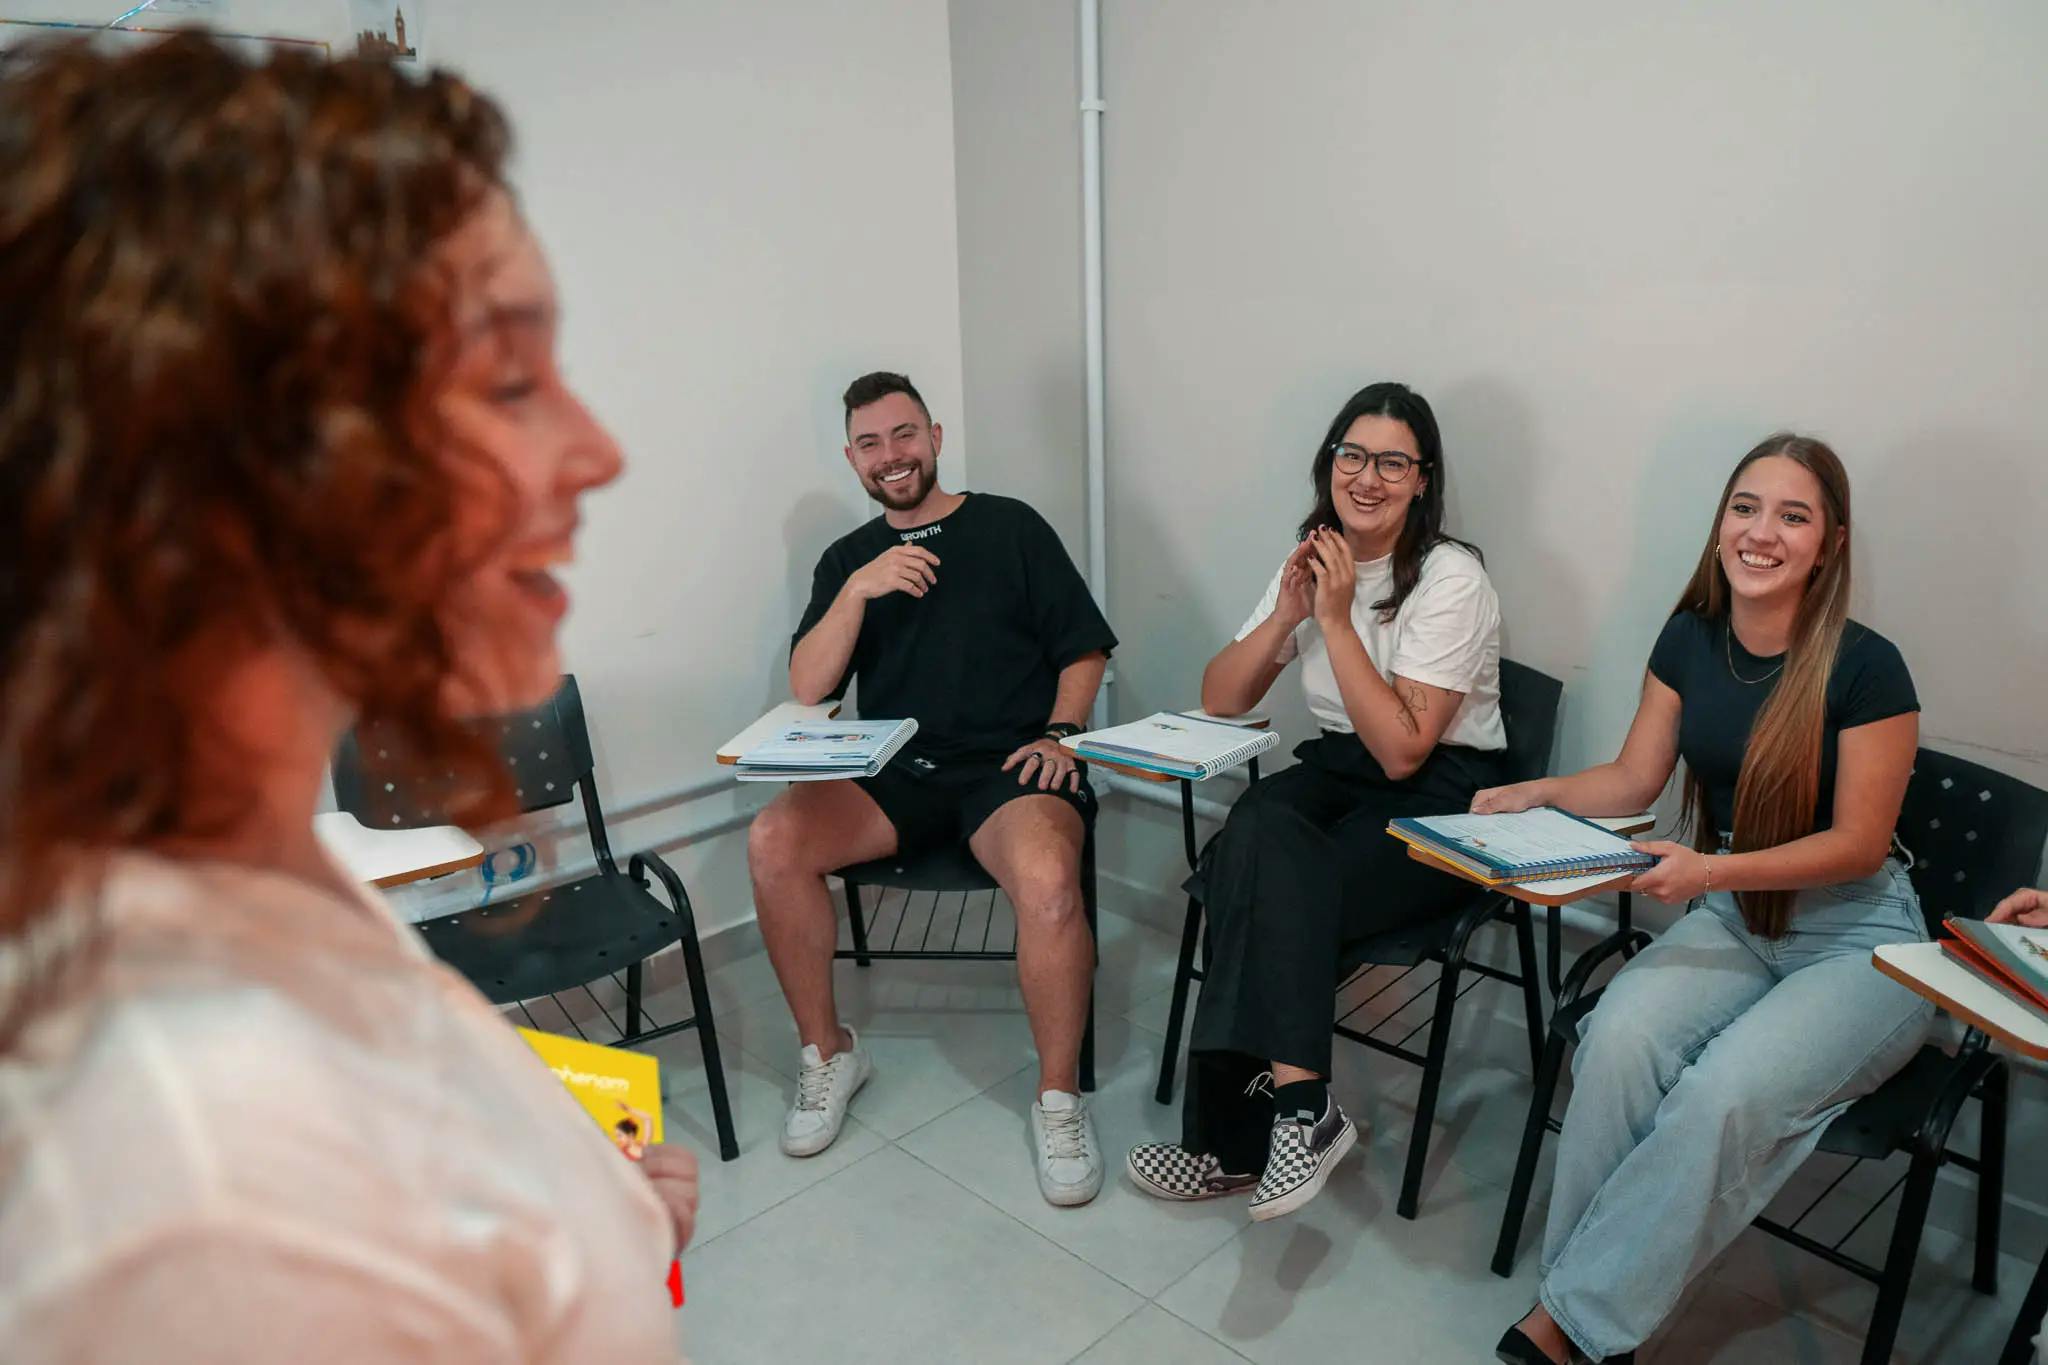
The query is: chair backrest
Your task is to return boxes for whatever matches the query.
[1496,659,1565,787]
[332,675,605,839]
[1897,747,2048,930]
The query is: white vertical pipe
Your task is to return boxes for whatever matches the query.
[1080,0,1110,730]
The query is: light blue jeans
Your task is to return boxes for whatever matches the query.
[1539,861,1935,1360]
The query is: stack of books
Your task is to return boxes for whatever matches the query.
[1940,918,2048,1019]
[735,718,917,782]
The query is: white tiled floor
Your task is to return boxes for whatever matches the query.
[595,902,2030,1364]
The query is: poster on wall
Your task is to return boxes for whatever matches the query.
[349,0,423,62]
[0,12,327,58]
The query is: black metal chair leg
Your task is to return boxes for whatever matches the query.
[1545,902,1563,998]
[625,960,644,1040]
[844,877,873,967]
[674,927,740,1163]
[1155,894,1204,1104]
[1080,845,1098,1094]
[1397,954,1465,1220]
[1494,1022,1570,1276]
[1977,1060,2009,1295]
[1999,1243,2048,1365]
[1861,1152,1940,1365]
[1512,903,1545,1076]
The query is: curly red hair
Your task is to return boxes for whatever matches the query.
[0,34,520,1007]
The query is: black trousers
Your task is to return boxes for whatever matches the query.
[1182,731,1507,1173]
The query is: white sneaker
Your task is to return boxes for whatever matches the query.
[1031,1090,1103,1207]
[779,1026,872,1157]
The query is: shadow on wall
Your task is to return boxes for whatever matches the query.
[1863,428,2048,810]
[1590,413,1759,807]
[1438,374,1590,702]
[758,489,861,713]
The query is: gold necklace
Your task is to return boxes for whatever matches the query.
[1725,623,1785,685]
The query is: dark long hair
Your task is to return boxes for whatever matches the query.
[1296,381,1480,621]
[1670,433,1855,939]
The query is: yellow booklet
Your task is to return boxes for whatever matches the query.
[517,1027,664,1159]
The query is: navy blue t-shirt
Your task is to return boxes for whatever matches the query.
[793,493,1117,765]
[1648,611,1918,836]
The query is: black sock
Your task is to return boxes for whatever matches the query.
[1270,1078,1327,1122]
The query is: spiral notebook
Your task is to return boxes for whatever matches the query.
[1062,712,1280,781]
[735,718,917,782]
[1388,807,1657,885]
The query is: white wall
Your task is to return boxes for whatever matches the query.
[1096,0,2048,767]
[430,0,966,931]
[1012,0,2048,916]
[948,0,1088,551]
[4,0,969,935]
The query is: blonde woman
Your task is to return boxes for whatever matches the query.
[1480,435,1932,1364]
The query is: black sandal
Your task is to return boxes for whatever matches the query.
[1494,1318,1635,1365]
[1494,1323,1565,1365]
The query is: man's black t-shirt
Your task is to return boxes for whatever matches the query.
[1647,610,1918,836]
[793,493,1118,765]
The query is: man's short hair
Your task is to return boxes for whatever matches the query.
[842,371,931,432]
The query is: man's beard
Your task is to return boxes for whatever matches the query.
[864,458,934,510]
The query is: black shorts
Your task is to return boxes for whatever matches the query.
[855,752,1098,856]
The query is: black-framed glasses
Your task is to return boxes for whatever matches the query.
[1329,443,1426,483]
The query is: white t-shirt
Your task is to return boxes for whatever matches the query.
[1234,540,1506,752]
[0,853,682,1364]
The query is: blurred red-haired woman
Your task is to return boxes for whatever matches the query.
[0,34,690,1362]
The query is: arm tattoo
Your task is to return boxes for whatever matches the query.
[1395,682,1427,736]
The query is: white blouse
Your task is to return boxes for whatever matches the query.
[0,852,681,1363]
[1235,540,1506,751]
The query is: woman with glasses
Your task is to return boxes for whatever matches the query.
[1126,381,1507,1221]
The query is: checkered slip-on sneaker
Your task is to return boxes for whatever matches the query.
[1125,1143,1259,1201]
[1247,1097,1358,1222]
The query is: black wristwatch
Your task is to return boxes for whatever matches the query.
[1042,721,1085,741]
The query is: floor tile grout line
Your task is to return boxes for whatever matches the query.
[1147,1298,1257,1362]
[1140,1208,1260,1313]
[1668,1271,1875,1360]
[883,1056,1040,1145]
[1058,1300,1152,1365]
[688,1136,898,1255]
[888,1141,1155,1304]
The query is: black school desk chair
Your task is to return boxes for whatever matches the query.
[1153,658,1565,1220]
[837,827,1100,1093]
[332,675,740,1161]
[1492,748,2044,1365]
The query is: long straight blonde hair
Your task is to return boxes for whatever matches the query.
[1672,434,1853,938]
